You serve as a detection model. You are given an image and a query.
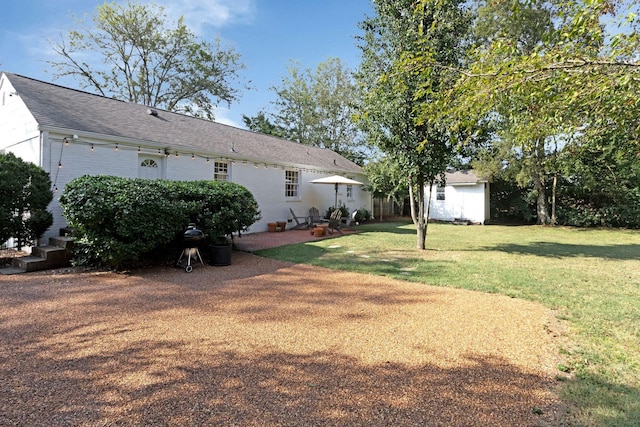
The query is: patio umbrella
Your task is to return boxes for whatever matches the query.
[310,175,364,208]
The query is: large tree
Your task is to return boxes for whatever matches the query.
[356,0,471,249]
[425,0,640,224]
[48,0,246,120]
[242,111,288,139]
[264,58,367,164]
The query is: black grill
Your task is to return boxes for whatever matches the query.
[176,224,205,272]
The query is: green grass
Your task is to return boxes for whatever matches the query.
[257,221,640,426]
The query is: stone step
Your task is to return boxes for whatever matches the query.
[0,266,27,275]
[31,245,73,264]
[13,255,53,272]
[4,230,75,274]
[49,235,74,250]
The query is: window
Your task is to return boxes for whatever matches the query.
[140,158,158,168]
[138,156,162,179]
[436,185,445,201]
[214,161,228,181]
[346,184,353,199]
[285,170,299,198]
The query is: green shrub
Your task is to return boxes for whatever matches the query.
[0,152,53,249]
[354,207,372,222]
[60,176,260,269]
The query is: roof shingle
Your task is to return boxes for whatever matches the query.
[5,72,361,173]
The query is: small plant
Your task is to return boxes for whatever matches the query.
[354,207,372,222]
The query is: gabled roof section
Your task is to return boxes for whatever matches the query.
[3,72,361,173]
[445,170,488,185]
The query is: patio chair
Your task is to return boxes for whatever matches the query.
[289,208,310,230]
[308,207,323,227]
[340,210,356,229]
[327,209,343,235]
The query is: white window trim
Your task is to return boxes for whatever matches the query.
[285,169,300,199]
[214,161,229,182]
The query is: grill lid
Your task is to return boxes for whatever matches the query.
[183,224,204,242]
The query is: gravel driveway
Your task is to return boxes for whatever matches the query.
[1,251,565,426]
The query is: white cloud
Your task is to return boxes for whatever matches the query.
[213,106,243,129]
[156,0,256,33]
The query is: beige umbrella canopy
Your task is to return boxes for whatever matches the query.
[310,175,364,208]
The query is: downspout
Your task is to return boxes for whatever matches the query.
[40,131,46,169]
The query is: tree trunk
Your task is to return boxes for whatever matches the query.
[408,177,417,222]
[425,180,434,236]
[409,176,427,249]
[551,173,557,225]
[534,174,551,225]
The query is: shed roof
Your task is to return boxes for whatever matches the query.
[445,170,488,185]
[3,72,361,174]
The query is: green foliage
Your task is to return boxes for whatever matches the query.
[242,111,288,138]
[489,178,536,223]
[356,0,471,248]
[268,58,368,165]
[353,208,372,222]
[554,127,640,228]
[362,156,408,205]
[48,0,246,120]
[60,176,260,269]
[0,153,53,249]
[421,0,640,225]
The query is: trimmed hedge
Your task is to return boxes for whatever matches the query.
[60,176,261,268]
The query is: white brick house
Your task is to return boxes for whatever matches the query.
[0,72,370,243]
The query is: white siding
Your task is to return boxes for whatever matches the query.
[0,77,40,163]
[38,137,370,239]
[428,183,488,224]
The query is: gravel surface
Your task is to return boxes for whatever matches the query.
[1,251,565,426]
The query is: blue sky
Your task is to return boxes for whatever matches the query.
[1,0,373,128]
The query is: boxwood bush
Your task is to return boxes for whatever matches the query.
[60,176,261,269]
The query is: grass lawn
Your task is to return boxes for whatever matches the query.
[257,221,640,426]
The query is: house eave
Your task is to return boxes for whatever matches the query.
[39,125,362,175]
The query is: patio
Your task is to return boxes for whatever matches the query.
[233,226,358,252]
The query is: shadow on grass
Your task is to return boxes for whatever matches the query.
[356,221,416,234]
[484,241,640,261]
[563,371,640,427]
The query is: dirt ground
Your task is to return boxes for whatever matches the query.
[0,250,567,426]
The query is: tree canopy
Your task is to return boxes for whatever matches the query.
[48,0,246,120]
[245,58,367,165]
[356,0,472,248]
[415,0,640,225]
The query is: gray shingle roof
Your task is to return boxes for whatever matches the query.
[5,72,361,173]
[445,170,487,185]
